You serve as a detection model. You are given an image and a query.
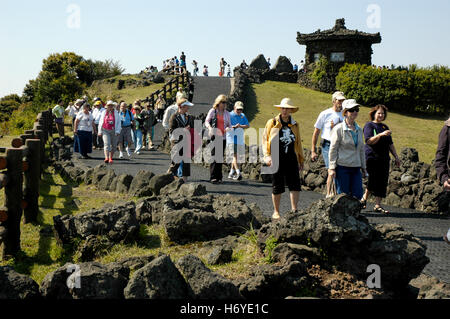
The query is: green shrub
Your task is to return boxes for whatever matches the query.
[336,63,450,114]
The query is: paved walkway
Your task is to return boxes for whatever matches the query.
[74,76,450,283]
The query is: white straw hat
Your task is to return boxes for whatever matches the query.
[274,98,299,113]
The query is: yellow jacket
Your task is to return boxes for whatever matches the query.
[262,114,305,165]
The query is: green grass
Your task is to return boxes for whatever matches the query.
[0,167,132,284]
[244,81,446,164]
[86,74,166,104]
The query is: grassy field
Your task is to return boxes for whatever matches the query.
[0,165,265,284]
[85,74,166,104]
[243,81,446,164]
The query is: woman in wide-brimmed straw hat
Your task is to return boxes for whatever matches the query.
[262,98,305,220]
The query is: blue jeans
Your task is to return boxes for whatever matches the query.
[135,129,143,152]
[335,165,363,199]
[321,140,330,168]
[178,161,184,177]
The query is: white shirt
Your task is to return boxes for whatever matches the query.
[66,105,79,118]
[314,107,344,141]
[162,104,178,130]
[76,112,94,132]
[92,107,105,124]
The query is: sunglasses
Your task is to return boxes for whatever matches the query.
[347,107,360,113]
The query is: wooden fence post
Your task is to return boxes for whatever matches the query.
[23,139,41,224]
[34,129,45,169]
[2,148,24,258]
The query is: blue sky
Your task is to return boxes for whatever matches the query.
[1,0,449,98]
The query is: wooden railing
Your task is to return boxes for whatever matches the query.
[142,72,190,106]
[0,109,53,258]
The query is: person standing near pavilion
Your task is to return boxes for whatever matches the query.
[262,98,304,220]
[311,91,346,197]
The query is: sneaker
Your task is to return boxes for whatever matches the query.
[119,152,124,159]
[127,149,132,157]
[228,172,235,179]
[104,158,109,163]
[135,151,140,155]
[233,173,242,181]
[211,179,218,184]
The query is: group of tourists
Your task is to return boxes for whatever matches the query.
[261,92,402,219]
[55,86,450,242]
[165,93,249,183]
[162,52,187,75]
[53,97,159,163]
[308,91,401,217]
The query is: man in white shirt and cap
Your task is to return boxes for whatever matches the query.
[311,91,346,196]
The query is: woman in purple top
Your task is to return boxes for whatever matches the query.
[361,105,401,214]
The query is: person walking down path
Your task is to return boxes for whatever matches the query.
[155,93,166,122]
[66,99,83,130]
[98,101,121,163]
[262,98,304,220]
[73,103,96,159]
[141,102,157,150]
[360,105,401,214]
[435,117,450,244]
[52,99,66,138]
[328,99,366,200]
[118,102,135,158]
[226,101,249,181]
[311,91,346,197]
[203,65,209,76]
[205,94,232,184]
[168,99,195,182]
[133,105,144,155]
[92,100,105,149]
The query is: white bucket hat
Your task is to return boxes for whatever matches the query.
[342,99,360,114]
[274,98,299,113]
[106,100,116,107]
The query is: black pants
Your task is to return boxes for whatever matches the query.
[366,158,390,198]
[92,124,104,148]
[210,139,226,181]
[272,157,301,195]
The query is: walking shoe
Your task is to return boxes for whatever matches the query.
[119,151,124,159]
[135,151,140,155]
[127,149,132,157]
[228,172,235,179]
[233,173,242,181]
[104,158,109,163]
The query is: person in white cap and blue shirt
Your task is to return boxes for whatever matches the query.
[328,99,366,200]
[311,91,346,196]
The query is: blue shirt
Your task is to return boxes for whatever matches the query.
[226,111,249,145]
[343,120,361,147]
[120,110,134,127]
